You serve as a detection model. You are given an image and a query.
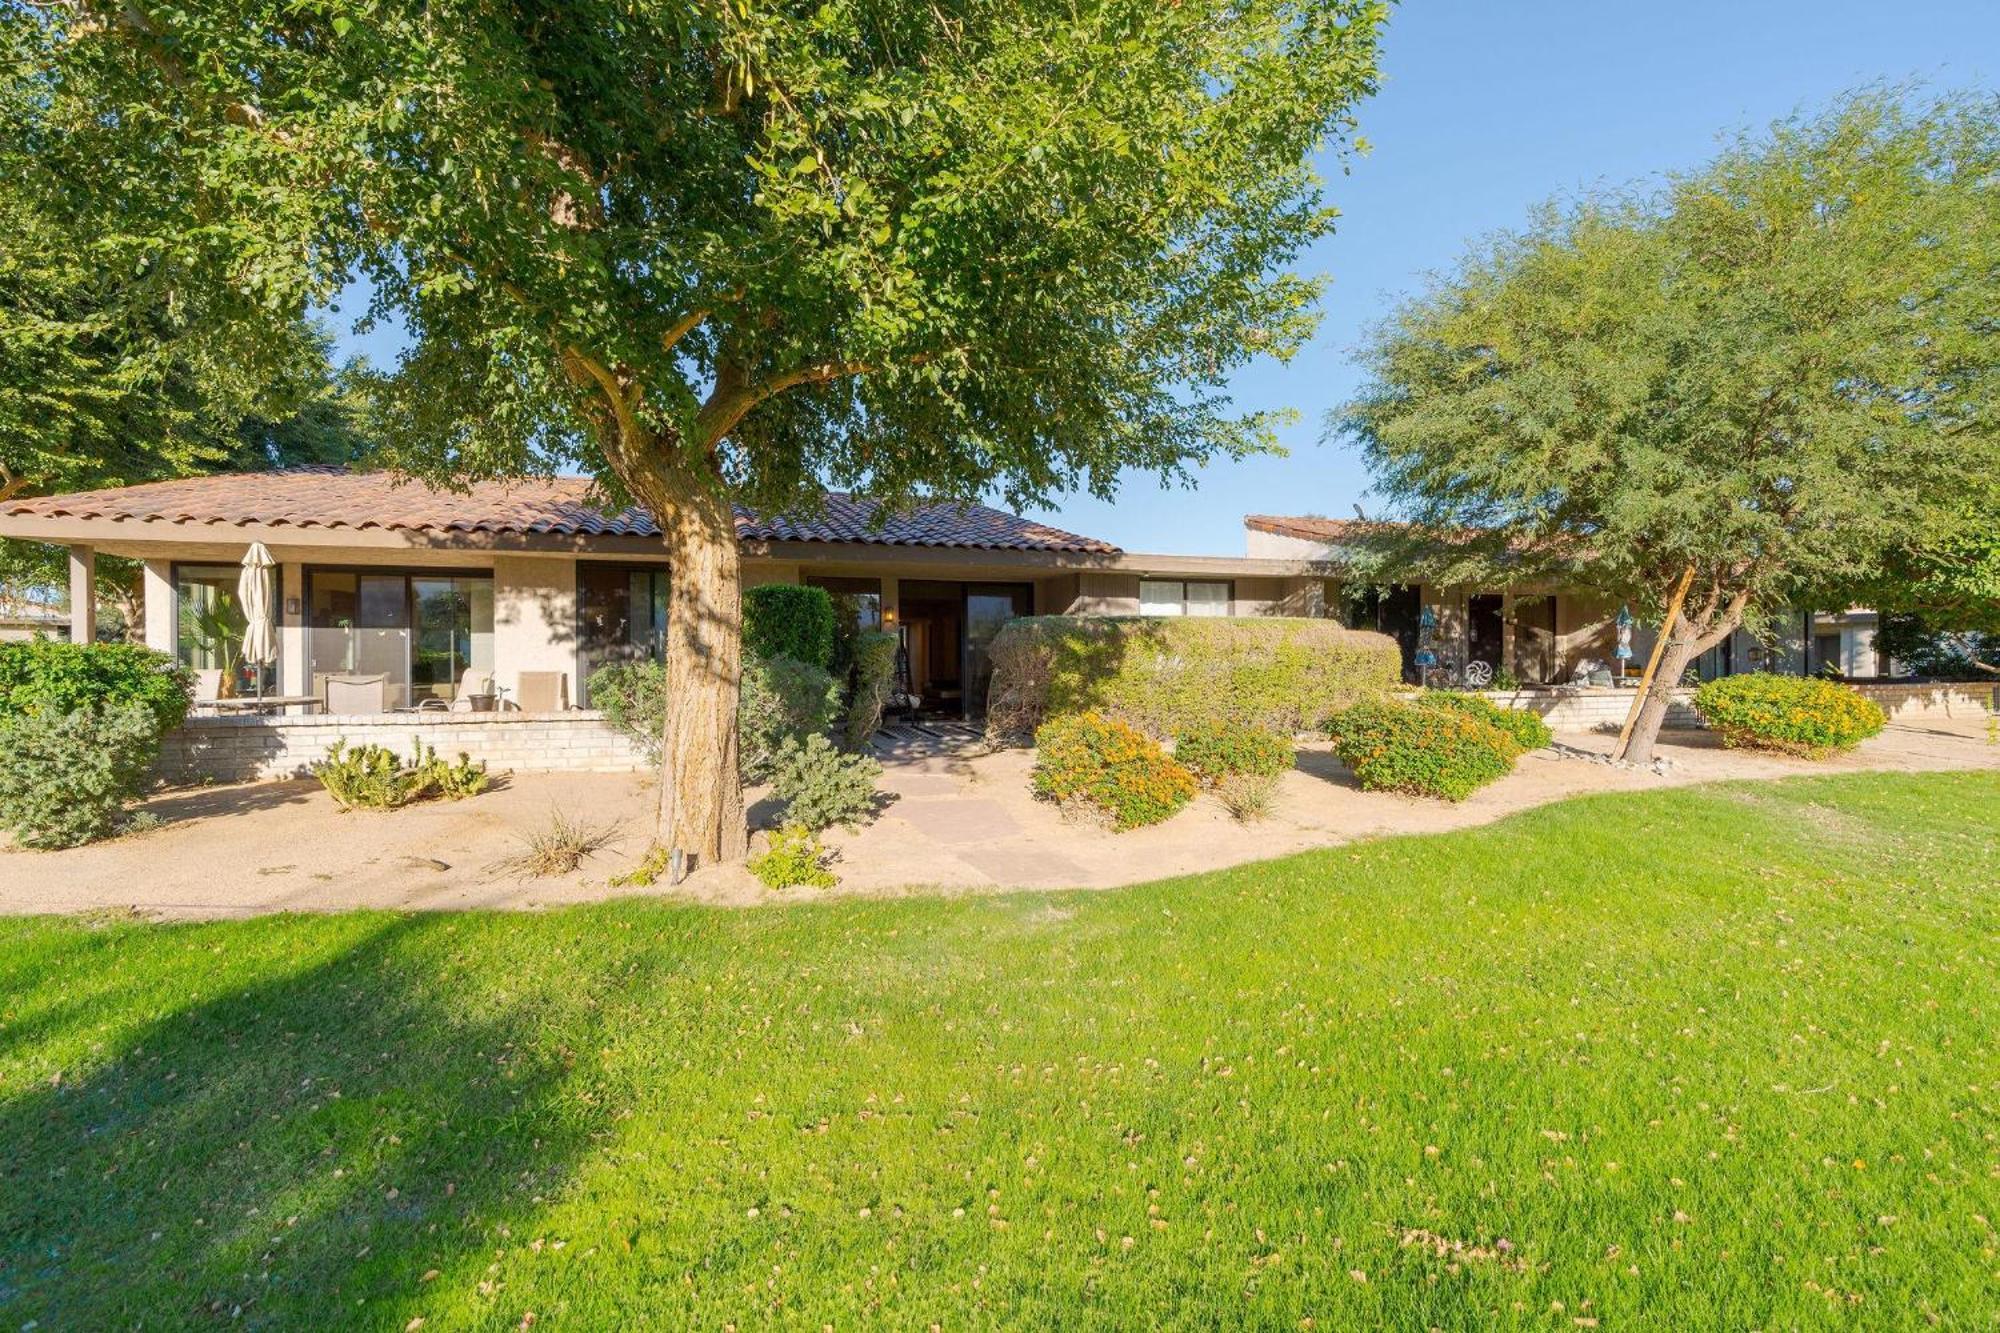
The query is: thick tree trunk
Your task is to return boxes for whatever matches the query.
[651,484,749,867]
[1621,628,1699,766]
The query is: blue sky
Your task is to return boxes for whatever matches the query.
[328,1,1998,555]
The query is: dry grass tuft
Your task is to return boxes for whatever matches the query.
[489,809,620,879]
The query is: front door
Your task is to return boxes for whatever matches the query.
[1468,594,1504,672]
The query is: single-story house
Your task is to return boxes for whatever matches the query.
[0,468,1339,717]
[1245,514,1896,684]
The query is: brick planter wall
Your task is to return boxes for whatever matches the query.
[157,711,650,785]
[1392,686,1701,732]
[1845,681,1996,720]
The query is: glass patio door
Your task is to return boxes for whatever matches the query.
[963,583,1034,716]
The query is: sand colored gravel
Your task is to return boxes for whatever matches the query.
[4,718,1993,920]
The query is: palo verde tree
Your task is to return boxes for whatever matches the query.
[1338,90,1999,764]
[15,0,1388,862]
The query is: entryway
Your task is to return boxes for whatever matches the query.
[894,580,1034,717]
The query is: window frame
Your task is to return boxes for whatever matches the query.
[1138,578,1234,618]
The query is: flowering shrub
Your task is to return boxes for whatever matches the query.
[1324,700,1517,801]
[1032,712,1196,830]
[1173,721,1294,785]
[1692,673,1886,757]
[1416,690,1553,754]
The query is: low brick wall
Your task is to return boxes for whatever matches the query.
[1846,680,1996,720]
[1476,686,1700,732]
[157,711,650,785]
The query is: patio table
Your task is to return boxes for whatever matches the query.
[199,695,324,716]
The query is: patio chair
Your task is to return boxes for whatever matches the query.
[449,669,498,713]
[323,673,388,714]
[191,669,224,714]
[514,671,568,713]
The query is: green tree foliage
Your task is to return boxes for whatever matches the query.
[1337,91,1999,763]
[10,0,1388,862]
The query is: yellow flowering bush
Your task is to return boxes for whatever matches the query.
[1033,712,1197,830]
[1692,673,1886,757]
[1324,700,1518,801]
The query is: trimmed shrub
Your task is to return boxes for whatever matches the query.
[743,584,837,670]
[1032,711,1197,830]
[1324,699,1517,801]
[842,629,899,750]
[0,701,163,849]
[1173,721,1294,786]
[749,824,837,890]
[1417,690,1553,754]
[988,616,1401,740]
[589,656,839,778]
[0,638,190,734]
[770,733,883,831]
[1693,672,1887,757]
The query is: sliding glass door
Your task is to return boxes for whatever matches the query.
[307,570,494,710]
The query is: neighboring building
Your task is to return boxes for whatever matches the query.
[0,602,69,643]
[0,469,1338,717]
[1245,514,1900,685]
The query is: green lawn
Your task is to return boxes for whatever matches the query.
[3,773,1997,1329]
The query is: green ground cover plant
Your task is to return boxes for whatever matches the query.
[747,824,839,890]
[1032,711,1197,829]
[1172,720,1295,785]
[1693,673,1888,757]
[1,773,1993,1327]
[1326,699,1518,800]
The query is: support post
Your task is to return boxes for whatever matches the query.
[67,544,96,645]
[141,560,175,654]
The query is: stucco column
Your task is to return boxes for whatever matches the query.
[493,555,578,707]
[67,544,96,644]
[141,560,175,655]
[279,562,307,697]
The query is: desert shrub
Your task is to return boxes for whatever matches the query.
[771,733,882,831]
[749,824,837,890]
[1173,721,1294,785]
[588,660,667,761]
[1417,690,1553,753]
[742,657,841,779]
[0,701,163,849]
[988,616,1400,740]
[489,809,617,878]
[842,630,899,749]
[1693,672,1887,757]
[1214,771,1281,823]
[313,740,488,810]
[743,584,837,670]
[590,656,839,778]
[0,638,190,734]
[1032,711,1197,830]
[1324,699,1518,801]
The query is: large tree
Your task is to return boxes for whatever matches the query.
[1338,90,1999,763]
[13,0,1387,862]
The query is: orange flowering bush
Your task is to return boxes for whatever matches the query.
[1692,673,1886,757]
[1324,700,1517,801]
[1033,712,1197,830]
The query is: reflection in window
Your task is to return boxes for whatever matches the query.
[579,564,668,681]
[175,564,277,696]
[307,570,493,710]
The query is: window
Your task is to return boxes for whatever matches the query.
[579,564,668,679]
[175,564,277,695]
[805,575,883,633]
[1140,579,1231,617]
[307,570,494,710]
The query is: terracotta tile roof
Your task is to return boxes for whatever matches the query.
[1244,514,1400,543]
[2,468,1120,554]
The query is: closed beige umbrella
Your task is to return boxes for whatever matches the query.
[237,542,277,702]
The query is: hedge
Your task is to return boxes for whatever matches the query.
[743,584,837,670]
[987,616,1401,739]
[0,638,190,735]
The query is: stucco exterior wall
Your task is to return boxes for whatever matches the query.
[492,555,577,707]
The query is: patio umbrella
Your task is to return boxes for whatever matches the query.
[237,542,277,704]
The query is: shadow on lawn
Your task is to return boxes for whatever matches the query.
[0,916,615,1327]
